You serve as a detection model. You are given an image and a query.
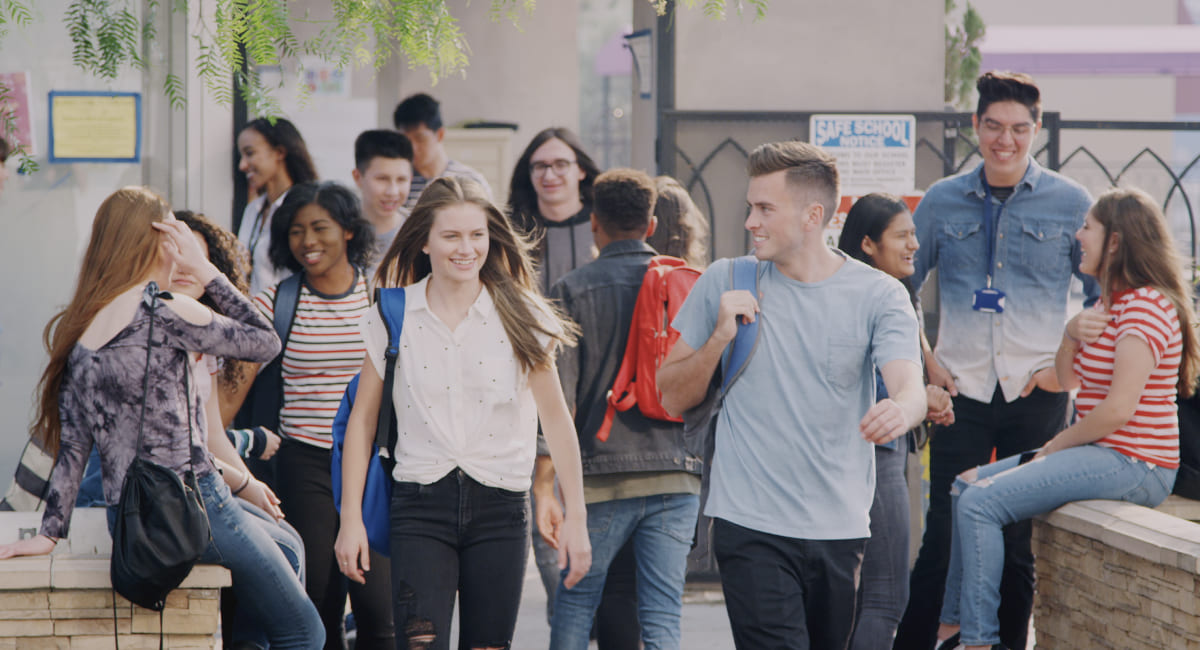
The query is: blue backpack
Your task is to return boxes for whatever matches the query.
[332,287,406,556]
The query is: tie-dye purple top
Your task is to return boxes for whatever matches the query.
[39,276,281,539]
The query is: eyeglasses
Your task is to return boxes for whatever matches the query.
[530,159,576,177]
[978,118,1035,139]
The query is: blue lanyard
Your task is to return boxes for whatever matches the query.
[981,176,1000,289]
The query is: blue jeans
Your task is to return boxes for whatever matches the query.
[941,444,1176,646]
[228,499,307,647]
[550,493,700,650]
[849,444,909,650]
[76,446,105,507]
[106,472,323,648]
[897,387,1067,650]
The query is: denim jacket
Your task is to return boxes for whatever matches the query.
[548,240,702,476]
[912,160,1098,404]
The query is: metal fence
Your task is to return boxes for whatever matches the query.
[659,110,1200,265]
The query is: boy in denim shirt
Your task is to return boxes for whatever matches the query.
[895,71,1098,650]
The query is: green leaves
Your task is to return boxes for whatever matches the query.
[64,1,145,79]
[163,72,185,111]
[0,79,37,174]
[0,0,771,172]
[648,0,769,19]
[945,0,985,109]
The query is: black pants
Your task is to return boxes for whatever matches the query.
[714,518,866,650]
[894,387,1068,650]
[274,439,395,650]
[389,469,530,650]
[595,538,640,649]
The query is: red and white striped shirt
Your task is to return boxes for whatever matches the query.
[1073,287,1182,468]
[254,276,369,449]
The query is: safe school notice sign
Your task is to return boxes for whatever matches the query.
[809,114,916,196]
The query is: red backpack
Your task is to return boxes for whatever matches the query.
[596,256,702,441]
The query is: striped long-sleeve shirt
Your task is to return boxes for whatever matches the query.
[1074,286,1182,468]
[254,275,369,449]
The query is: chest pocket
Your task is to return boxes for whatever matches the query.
[939,221,983,273]
[1019,220,1070,273]
[825,336,866,392]
[466,353,519,399]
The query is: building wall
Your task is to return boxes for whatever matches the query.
[971,0,1178,26]
[389,0,582,201]
[0,1,225,484]
[0,3,147,484]
[673,0,944,112]
[659,0,944,259]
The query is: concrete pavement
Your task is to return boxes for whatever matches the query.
[451,556,736,648]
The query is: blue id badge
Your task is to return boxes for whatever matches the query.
[973,288,1006,313]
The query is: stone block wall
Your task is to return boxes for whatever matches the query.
[0,510,229,648]
[1033,499,1200,649]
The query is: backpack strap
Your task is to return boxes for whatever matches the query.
[720,255,760,393]
[373,288,407,473]
[272,273,302,346]
[233,273,302,434]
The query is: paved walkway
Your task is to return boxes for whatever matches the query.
[451,556,736,648]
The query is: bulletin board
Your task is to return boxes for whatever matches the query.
[48,91,141,163]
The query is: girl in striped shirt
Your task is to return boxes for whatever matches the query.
[937,188,1200,650]
[245,181,395,648]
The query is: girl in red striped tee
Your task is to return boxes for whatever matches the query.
[937,188,1200,650]
[236,182,395,647]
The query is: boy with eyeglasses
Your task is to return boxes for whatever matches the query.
[894,71,1098,650]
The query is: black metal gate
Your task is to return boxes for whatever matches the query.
[659,110,1200,264]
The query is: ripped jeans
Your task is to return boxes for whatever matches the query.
[389,469,530,650]
[941,444,1176,647]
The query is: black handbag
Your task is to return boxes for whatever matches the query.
[110,286,211,613]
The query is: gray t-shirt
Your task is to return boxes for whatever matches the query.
[365,208,409,284]
[672,254,920,539]
[536,203,594,295]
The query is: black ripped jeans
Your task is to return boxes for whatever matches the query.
[389,468,530,650]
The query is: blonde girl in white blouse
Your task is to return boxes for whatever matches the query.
[335,177,591,649]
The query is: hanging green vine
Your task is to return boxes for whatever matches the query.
[0,0,765,175]
[944,0,985,110]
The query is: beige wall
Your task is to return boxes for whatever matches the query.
[0,3,145,484]
[0,1,229,484]
[674,0,944,112]
[971,0,1177,25]
[390,0,582,195]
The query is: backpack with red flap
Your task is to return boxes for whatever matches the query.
[596,255,702,441]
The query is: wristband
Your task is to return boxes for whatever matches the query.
[249,426,268,458]
[232,471,252,496]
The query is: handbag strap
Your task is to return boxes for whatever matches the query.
[134,284,197,476]
[133,286,159,454]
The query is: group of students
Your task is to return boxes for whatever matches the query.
[0,91,707,650]
[1,69,1198,650]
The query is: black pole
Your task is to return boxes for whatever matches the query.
[655,11,675,176]
[231,44,249,234]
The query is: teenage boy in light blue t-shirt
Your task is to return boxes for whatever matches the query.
[659,140,927,650]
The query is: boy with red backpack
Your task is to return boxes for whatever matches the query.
[536,168,703,649]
